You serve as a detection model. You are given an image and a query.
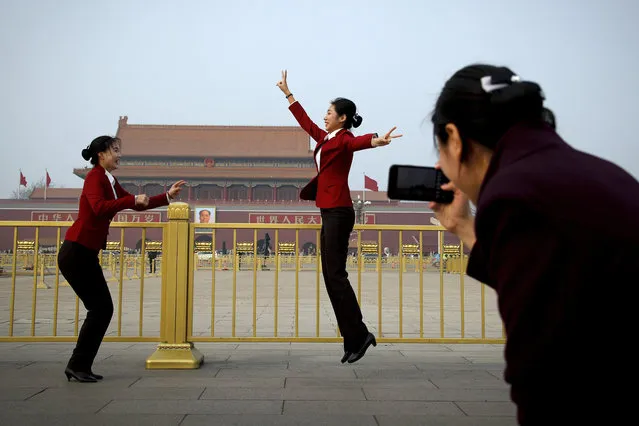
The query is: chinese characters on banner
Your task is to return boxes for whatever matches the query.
[248,213,376,224]
[30,211,162,223]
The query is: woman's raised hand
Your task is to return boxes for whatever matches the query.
[372,127,403,147]
[276,70,291,95]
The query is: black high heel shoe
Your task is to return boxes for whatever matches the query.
[347,333,377,364]
[64,367,97,383]
[341,351,352,364]
[90,372,103,380]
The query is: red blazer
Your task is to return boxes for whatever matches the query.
[289,101,376,208]
[64,164,170,251]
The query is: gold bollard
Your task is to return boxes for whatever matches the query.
[146,202,203,369]
[37,257,50,289]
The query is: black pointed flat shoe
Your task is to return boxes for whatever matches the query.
[64,367,97,383]
[347,333,377,364]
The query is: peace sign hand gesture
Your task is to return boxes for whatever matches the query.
[276,70,290,95]
[167,180,187,199]
[372,127,403,147]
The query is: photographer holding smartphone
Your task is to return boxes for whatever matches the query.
[428,64,637,425]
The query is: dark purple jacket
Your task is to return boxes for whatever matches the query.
[467,121,638,423]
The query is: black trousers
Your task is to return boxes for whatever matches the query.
[58,240,114,371]
[320,207,368,352]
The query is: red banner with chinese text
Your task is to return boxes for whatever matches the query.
[30,211,162,223]
[248,213,375,224]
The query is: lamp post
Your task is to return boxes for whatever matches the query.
[352,194,371,224]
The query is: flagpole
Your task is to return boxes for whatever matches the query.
[44,169,47,201]
[18,169,21,199]
[363,172,366,204]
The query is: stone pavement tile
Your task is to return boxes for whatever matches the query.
[456,401,517,417]
[445,344,505,351]
[0,367,141,388]
[289,360,419,371]
[0,351,89,362]
[0,362,33,377]
[288,343,344,352]
[286,355,348,365]
[214,360,286,370]
[201,386,366,401]
[375,415,517,426]
[87,363,222,378]
[99,399,283,415]
[424,371,507,390]
[214,366,288,378]
[463,357,506,366]
[0,398,110,414]
[285,377,438,389]
[412,362,502,371]
[416,368,501,378]
[225,351,291,363]
[132,377,285,388]
[31,386,205,401]
[181,414,377,426]
[390,344,454,352]
[363,387,510,402]
[226,343,291,350]
[0,413,184,426]
[400,354,474,364]
[352,367,424,379]
[283,400,463,416]
[216,365,356,379]
[0,387,45,401]
[486,369,504,379]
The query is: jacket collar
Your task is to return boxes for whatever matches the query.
[316,128,348,152]
[477,121,566,203]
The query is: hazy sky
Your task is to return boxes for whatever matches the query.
[1,0,637,197]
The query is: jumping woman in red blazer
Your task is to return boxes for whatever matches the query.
[58,135,186,382]
[277,70,401,363]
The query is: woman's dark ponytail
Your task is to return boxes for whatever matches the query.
[352,113,363,128]
[81,135,120,165]
[81,148,92,161]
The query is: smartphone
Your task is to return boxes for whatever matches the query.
[387,165,454,204]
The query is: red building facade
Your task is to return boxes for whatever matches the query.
[0,117,452,253]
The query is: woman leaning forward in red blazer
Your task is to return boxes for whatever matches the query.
[277,70,401,364]
[58,135,186,383]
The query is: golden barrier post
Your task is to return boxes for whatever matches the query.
[146,202,203,369]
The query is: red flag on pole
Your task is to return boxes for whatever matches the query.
[19,171,27,187]
[364,175,378,192]
[46,170,51,188]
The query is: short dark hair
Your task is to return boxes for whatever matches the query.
[431,64,555,161]
[81,135,120,165]
[331,97,363,130]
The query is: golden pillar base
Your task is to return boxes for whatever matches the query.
[145,343,204,369]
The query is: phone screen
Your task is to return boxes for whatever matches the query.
[387,165,454,203]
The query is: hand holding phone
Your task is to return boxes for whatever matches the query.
[387,165,454,204]
[429,179,475,243]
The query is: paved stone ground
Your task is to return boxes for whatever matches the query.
[0,341,516,425]
[0,270,503,340]
[0,269,515,424]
